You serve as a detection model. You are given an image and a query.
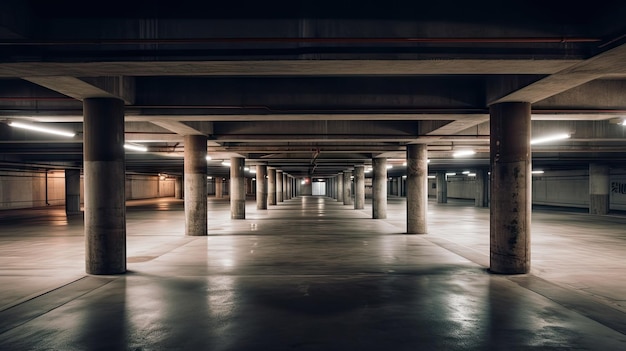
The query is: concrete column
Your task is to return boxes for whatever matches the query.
[256,165,268,210]
[286,175,291,200]
[475,169,489,208]
[589,163,610,215]
[268,168,277,205]
[490,102,531,274]
[230,157,245,219]
[65,169,81,215]
[436,171,447,203]
[215,177,224,199]
[354,165,365,209]
[283,173,288,200]
[276,170,284,202]
[343,170,353,205]
[373,158,387,219]
[174,176,183,199]
[83,98,126,274]
[407,144,428,234]
[184,134,208,237]
[337,173,344,202]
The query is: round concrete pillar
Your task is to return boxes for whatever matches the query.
[184,134,208,236]
[490,102,531,274]
[83,97,126,274]
[373,158,387,219]
[436,171,447,204]
[174,176,183,199]
[354,165,365,209]
[268,168,277,205]
[276,170,284,202]
[230,157,245,219]
[256,165,268,210]
[406,144,428,234]
[343,170,353,205]
[337,173,344,202]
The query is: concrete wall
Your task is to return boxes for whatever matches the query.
[0,170,175,210]
[447,176,476,199]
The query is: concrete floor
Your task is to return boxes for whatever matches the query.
[0,196,625,350]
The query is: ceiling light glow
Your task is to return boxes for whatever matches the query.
[123,143,148,152]
[8,121,76,137]
[453,150,476,158]
[530,133,570,145]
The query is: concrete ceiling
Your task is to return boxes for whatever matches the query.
[2,0,626,178]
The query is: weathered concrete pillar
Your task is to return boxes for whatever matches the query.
[475,169,489,208]
[256,165,268,210]
[83,98,126,274]
[343,170,353,205]
[65,169,81,215]
[174,176,183,199]
[589,163,610,215]
[436,171,447,203]
[184,134,208,237]
[337,173,344,202]
[285,174,291,200]
[230,157,245,219]
[215,177,224,199]
[276,170,284,202]
[490,102,531,274]
[354,165,365,209]
[373,158,387,219]
[407,144,428,234]
[268,168,277,205]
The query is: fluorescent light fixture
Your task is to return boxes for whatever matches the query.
[221,161,231,167]
[402,175,407,179]
[622,120,626,126]
[123,143,147,152]
[402,162,407,166]
[531,170,545,174]
[445,172,456,176]
[206,155,212,161]
[249,169,256,174]
[462,171,470,174]
[207,176,213,179]
[467,173,477,177]
[453,150,476,158]
[252,178,256,181]
[386,165,393,169]
[530,133,570,145]
[427,159,431,163]
[428,175,436,179]
[8,121,75,137]
[244,167,249,171]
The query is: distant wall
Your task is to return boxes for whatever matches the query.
[0,170,175,210]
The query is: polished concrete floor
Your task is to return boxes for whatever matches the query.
[0,195,625,350]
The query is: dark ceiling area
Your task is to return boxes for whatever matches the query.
[2,1,626,178]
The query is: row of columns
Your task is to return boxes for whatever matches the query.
[81,98,611,278]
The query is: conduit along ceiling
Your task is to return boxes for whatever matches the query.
[2,0,626,179]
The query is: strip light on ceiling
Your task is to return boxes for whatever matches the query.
[123,143,148,152]
[530,133,570,145]
[8,121,75,137]
[453,150,476,158]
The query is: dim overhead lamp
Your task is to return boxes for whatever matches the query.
[123,143,148,152]
[221,161,231,167]
[8,121,75,137]
[530,133,570,145]
[206,155,212,161]
[453,150,476,158]
[531,170,545,174]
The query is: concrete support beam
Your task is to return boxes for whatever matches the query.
[64,169,81,215]
[490,102,531,274]
[230,157,245,219]
[475,169,489,208]
[268,168,277,205]
[343,170,353,205]
[436,171,447,204]
[284,173,290,200]
[256,165,268,210]
[372,158,387,219]
[354,165,365,210]
[184,134,208,236]
[406,144,428,234]
[83,98,126,274]
[589,163,610,215]
[277,170,284,203]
